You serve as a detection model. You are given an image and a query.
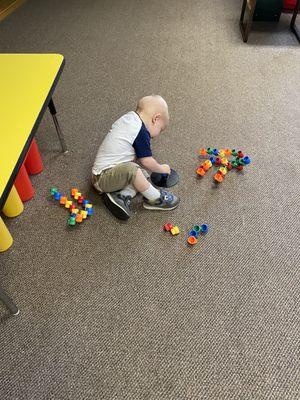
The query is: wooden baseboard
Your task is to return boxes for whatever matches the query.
[0,0,26,22]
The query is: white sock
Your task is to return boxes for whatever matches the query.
[119,185,137,198]
[141,185,160,201]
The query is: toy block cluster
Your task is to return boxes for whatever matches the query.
[164,223,180,236]
[50,187,93,226]
[197,148,251,183]
[187,224,209,245]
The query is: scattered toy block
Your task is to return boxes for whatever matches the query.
[187,236,198,245]
[196,167,206,176]
[59,196,67,205]
[170,226,180,235]
[65,200,73,208]
[76,214,83,223]
[80,210,88,219]
[219,167,228,176]
[200,224,209,233]
[164,223,173,231]
[71,188,79,197]
[214,172,224,183]
[54,192,61,201]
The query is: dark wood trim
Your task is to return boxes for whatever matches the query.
[0,0,26,22]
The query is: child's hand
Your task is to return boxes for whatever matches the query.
[160,164,171,175]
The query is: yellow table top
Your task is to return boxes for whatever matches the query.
[0,53,64,207]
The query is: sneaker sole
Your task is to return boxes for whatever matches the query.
[103,193,130,220]
[143,202,179,211]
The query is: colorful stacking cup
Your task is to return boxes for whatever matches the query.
[2,185,24,218]
[14,164,35,202]
[0,217,13,252]
[24,139,43,175]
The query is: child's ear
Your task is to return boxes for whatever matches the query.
[153,113,161,124]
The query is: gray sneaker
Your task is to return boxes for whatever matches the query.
[103,192,132,220]
[143,189,180,211]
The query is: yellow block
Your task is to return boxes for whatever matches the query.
[2,185,24,217]
[0,216,13,252]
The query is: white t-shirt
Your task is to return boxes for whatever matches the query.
[92,111,152,175]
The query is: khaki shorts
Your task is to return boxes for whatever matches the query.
[92,162,149,193]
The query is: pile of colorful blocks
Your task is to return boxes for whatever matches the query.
[164,223,180,235]
[164,222,209,246]
[197,148,251,183]
[187,224,208,245]
[50,187,93,226]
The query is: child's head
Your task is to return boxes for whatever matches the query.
[136,95,169,137]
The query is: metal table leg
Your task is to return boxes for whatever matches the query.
[48,98,68,153]
[290,0,300,43]
[0,286,19,315]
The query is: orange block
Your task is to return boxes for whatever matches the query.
[71,188,79,197]
[59,196,67,205]
[196,167,206,176]
[76,214,83,223]
[187,236,198,245]
[199,148,207,156]
[214,172,224,183]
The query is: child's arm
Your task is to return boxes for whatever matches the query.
[139,157,171,174]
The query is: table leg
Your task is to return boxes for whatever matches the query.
[240,0,257,42]
[2,185,24,218]
[290,0,300,43]
[0,286,19,315]
[48,98,68,154]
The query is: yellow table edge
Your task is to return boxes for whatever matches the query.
[0,53,65,210]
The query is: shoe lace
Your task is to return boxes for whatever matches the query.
[160,190,173,204]
[121,195,132,210]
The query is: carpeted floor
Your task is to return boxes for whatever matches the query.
[0,0,300,399]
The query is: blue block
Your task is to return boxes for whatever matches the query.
[209,157,215,165]
[213,149,219,156]
[54,192,61,200]
[82,199,89,207]
[189,229,199,238]
[243,156,251,165]
[200,224,208,234]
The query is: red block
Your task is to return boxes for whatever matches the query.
[14,163,35,202]
[164,223,173,232]
[25,138,43,175]
[284,0,297,9]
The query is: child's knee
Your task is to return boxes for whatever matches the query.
[98,163,139,192]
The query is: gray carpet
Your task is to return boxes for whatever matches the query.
[1,0,300,399]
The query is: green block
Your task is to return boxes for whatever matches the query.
[68,217,76,226]
[50,187,58,195]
